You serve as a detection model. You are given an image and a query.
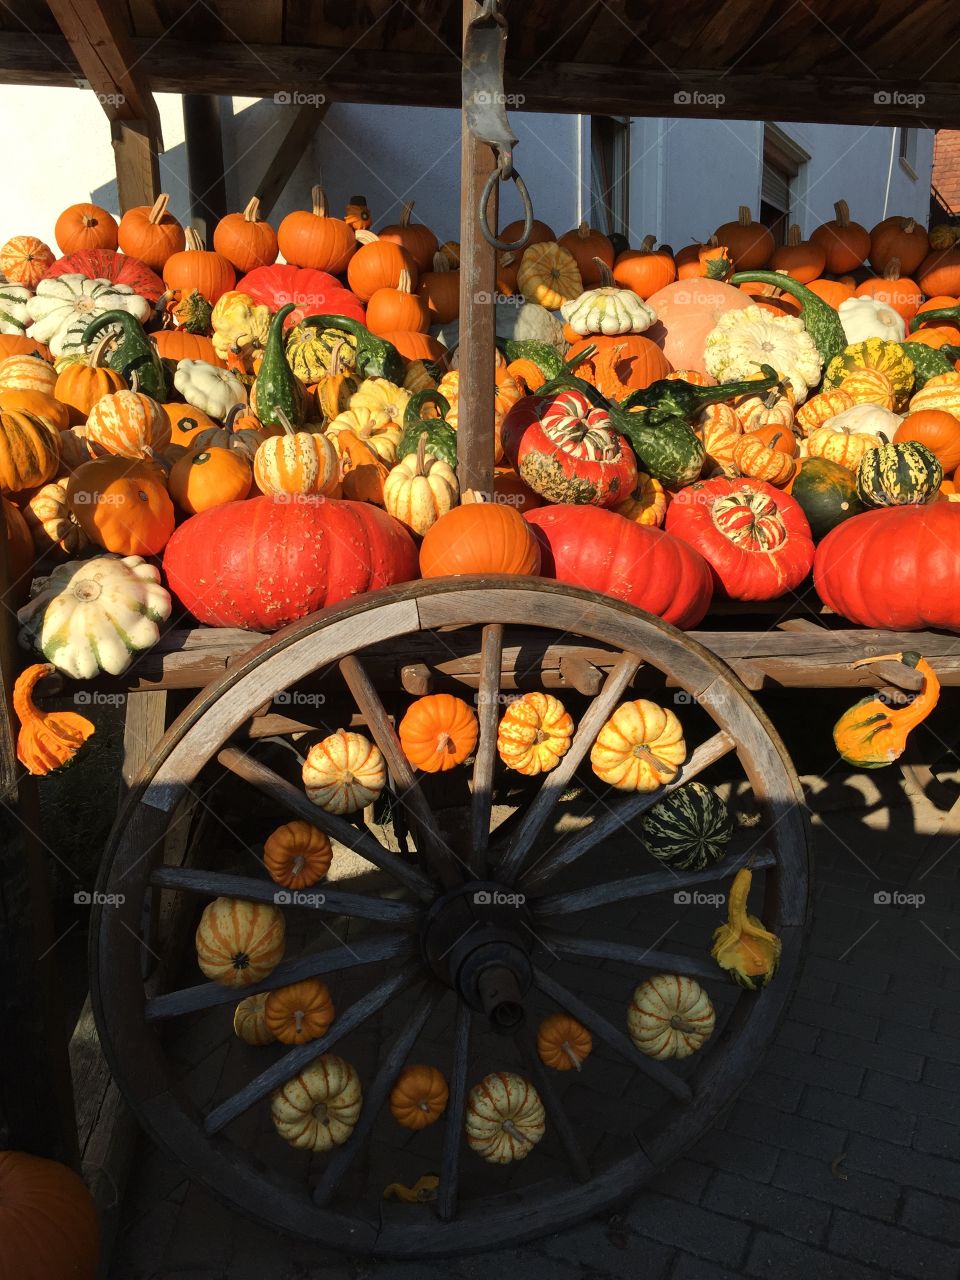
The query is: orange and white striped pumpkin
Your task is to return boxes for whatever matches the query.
[627,974,716,1059]
[252,428,339,497]
[24,479,89,559]
[837,365,895,410]
[233,992,275,1045]
[0,354,57,396]
[806,425,884,470]
[735,386,796,432]
[271,1054,362,1150]
[590,699,687,791]
[302,729,386,813]
[465,1072,546,1163]
[0,234,55,287]
[195,896,285,988]
[795,387,854,437]
[908,371,960,422]
[694,402,742,475]
[82,389,171,458]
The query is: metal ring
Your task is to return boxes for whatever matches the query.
[478,167,534,251]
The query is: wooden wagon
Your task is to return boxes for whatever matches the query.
[2,0,959,1262]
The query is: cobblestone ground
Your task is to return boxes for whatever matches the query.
[108,715,960,1280]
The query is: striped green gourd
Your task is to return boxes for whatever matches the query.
[0,283,31,336]
[855,441,942,508]
[640,781,733,871]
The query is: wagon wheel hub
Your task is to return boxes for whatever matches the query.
[421,880,532,1032]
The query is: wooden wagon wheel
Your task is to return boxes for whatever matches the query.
[90,577,809,1256]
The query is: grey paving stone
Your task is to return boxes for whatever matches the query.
[725,1100,847,1162]
[688,1128,779,1183]
[878,1021,960,1067]
[758,1043,865,1097]
[845,1135,960,1199]
[817,1030,925,1082]
[861,1071,959,1122]
[913,1116,960,1160]
[923,1058,960,1091]
[702,1170,830,1243]
[740,1068,804,1113]
[624,1193,750,1267]
[834,983,934,1031]
[789,994,880,1042]
[744,1230,884,1279]
[776,1019,821,1053]
[799,1086,915,1145]
[828,1208,960,1280]
[772,1149,901,1220]
[646,1156,712,1203]
[670,1258,743,1280]
[457,1248,584,1280]
[899,1189,960,1244]
[541,1219,675,1277]
[801,955,891,995]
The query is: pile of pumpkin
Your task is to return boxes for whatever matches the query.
[8,191,960,735]
[194,688,777,1161]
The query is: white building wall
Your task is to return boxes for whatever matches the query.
[0,85,935,262]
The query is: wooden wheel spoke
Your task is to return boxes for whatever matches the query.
[312,983,441,1207]
[437,1002,471,1223]
[533,967,691,1103]
[494,652,642,884]
[470,622,504,868]
[534,849,777,918]
[217,746,434,902]
[514,1025,591,1183]
[520,731,737,895]
[145,933,415,1022]
[204,961,421,1136]
[538,929,719,983]
[339,654,463,888]
[150,867,420,925]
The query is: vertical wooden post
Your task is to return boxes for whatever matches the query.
[112,119,161,212]
[457,0,498,500]
[183,95,228,241]
[0,522,78,1166]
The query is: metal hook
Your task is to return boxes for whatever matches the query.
[479,166,533,251]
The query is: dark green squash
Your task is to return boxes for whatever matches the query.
[789,457,865,540]
[901,341,956,389]
[252,303,306,428]
[397,390,458,469]
[501,339,564,381]
[640,781,733,871]
[856,440,942,508]
[81,310,168,400]
[299,313,404,382]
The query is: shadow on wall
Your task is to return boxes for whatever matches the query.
[91,98,580,245]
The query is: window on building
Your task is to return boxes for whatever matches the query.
[591,116,629,238]
[761,124,810,247]
[900,128,918,179]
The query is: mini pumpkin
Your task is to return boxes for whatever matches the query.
[465,1073,545,1164]
[383,432,459,535]
[271,1054,362,1151]
[732,432,796,486]
[518,241,583,309]
[614,472,668,526]
[24,480,89,559]
[627,974,716,1059]
[302,729,386,813]
[389,1065,449,1129]
[560,259,656,336]
[856,440,942,508]
[263,820,333,889]
[419,501,540,577]
[0,409,61,493]
[66,457,174,556]
[233,992,275,1046]
[399,693,478,773]
[264,979,335,1045]
[806,424,886,471]
[195,896,285,988]
[497,692,574,776]
[590,699,687,791]
[253,416,340,498]
[536,1013,592,1071]
[169,445,252,514]
[82,389,170,459]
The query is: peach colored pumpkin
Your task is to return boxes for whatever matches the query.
[644,280,753,374]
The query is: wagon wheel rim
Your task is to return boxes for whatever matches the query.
[90,577,809,1256]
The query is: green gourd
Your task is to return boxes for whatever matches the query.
[856,441,942,508]
[81,310,167,400]
[397,391,458,468]
[300,313,404,382]
[901,341,955,389]
[253,303,306,428]
[731,270,847,367]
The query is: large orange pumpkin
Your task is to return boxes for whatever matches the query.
[0,335,52,362]
[375,331,445,363]
[806,278,855,308]
[592,337,671,399]
[419,501,540,577]
[917,248,960,299]
[0,1150,99,1280]
[213,196,279,273]
[769,225,825,283]
[869,215,929,276]
[644,279,751,373]
[894,410,960,473]
[118,193,185,270]
[558,221,615,286]
[66,457,175,555]
[54,202,119,255]
[378,201,438,273]
[162,228,236,305]
[152,329,225,366]
[612,236,677,298]
[712,207,773,269]
[811,200,871,273]
[278,185,356,275]
[347,236,418,302]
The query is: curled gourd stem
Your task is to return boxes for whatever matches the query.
[639,234,657,252]
[274,407,295,437]
[89,330,116,368]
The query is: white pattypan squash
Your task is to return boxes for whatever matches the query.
[704,305,822,401]
[838,296,906,345]
[17,555,171,680]
[173,359,246,419]
[26,274,151,358]
[560,279,656,337]
[822,401,902,437]
[349,377,410,424]
[0,282,33,336]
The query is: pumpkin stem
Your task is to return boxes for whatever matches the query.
[291,854,306,876]
[89,330,116,369]
[883,257,902,281]
[354,229,379,246]
[576,221,592,240]
[834,199,851,226]
[396,267,414,295]
[224,402,251,432]
[501,1118,533,1146]
[851,651,906,669]
[561,1040,583,1072]
[437,731,456,756]
[242,196,261,223]
[669,1015,701,1034]
[637,234,656,253]
[786,224,802,247]
[431,250,451,274]
[294,1009,305,1034]
[147,193,170,225]
[593,256,616,288]
[129,367,140,393]
[400,201,415,228]
[415,430,429,477]
[311,185,328,218]
[274,407,296,436]
[738,205,753,226]
[184,226,204,252]
[903,218,916,234]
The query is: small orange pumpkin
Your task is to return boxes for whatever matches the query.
[66,456,175,555]
[388,1065,449,1130]
[0,235,55,286]
[169,445,252,514]
[536,1013,593,1071]
[54,333,126,425]
[398,693,479,772]
[263,821,333,889]
[263,979,335,1045]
